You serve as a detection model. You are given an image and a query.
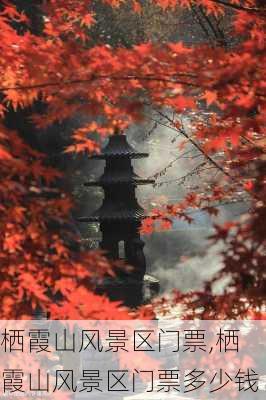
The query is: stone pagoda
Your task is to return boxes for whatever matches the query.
[78,132,158,306]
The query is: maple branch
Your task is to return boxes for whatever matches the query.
[149,149,196,180]
[198,5,228,47]
[144,113,185,138]
[181,199,248,213]
[154,164,215,187]
[191,6,216,45]
[0,75,198,93]
[155,112,264,202]
[153,108,232,178]
[209,0,263,12]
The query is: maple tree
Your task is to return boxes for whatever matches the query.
[0,0,265,319]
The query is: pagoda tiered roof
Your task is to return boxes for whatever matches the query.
[79,133,152,223]
[89,134,149,159]
[84,169,154,186]
[77,201,146,222]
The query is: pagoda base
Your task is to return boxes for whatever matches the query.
[95,274,160,308]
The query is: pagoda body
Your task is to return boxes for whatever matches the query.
[78,133,154,287]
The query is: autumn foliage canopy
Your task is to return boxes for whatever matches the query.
[0,0,265,319]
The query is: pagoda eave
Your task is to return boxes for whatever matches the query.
[89,152,149,159]
[78,205,148,222]
[77,215,147,222]
[84,179,155,187]
[89,133,150,159]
